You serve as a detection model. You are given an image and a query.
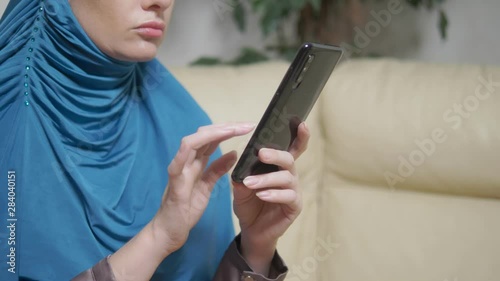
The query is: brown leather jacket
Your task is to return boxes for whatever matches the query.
[71,236,288,281]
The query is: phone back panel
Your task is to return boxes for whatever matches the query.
[231,43,343,182]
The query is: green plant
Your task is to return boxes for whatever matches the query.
[249,0,447,52]
[192,0,448,65]
[191,48,270,66]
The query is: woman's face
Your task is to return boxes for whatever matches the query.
[69,0,175,62]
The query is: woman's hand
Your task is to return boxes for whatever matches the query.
[151,123,256,254]
[109,123,255,281]
[233,122,310,275]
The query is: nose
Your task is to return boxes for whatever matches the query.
[143,0,173,13]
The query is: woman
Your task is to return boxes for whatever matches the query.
[0,0,310,280]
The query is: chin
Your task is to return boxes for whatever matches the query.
[113,42,160,62]
[129,52,157,62]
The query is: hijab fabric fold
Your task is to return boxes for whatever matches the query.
[0,1,235,280]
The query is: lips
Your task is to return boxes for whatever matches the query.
[135,21,166,38]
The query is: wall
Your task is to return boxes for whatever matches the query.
[361,0,500,66]
[1,0,499,66]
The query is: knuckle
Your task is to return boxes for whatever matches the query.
[296,202,303,214]
[284,173,295,187]
[286,153,295,167]
[258,174,268,186]
[302,141,309,151]
[289,172,299,187]
[305,129,311,139]
[198,125,210,132]
[167,164,177,176]
[180,137,192,149]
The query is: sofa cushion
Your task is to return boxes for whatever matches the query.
[321,59,500,198]
[318,181,500,281]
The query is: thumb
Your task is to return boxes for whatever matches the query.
[201,150,238,188]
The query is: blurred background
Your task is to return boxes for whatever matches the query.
[1,0,499,67]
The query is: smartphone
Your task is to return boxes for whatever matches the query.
[231,42,343,183]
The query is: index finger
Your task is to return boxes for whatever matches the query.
[183,123,256,151]
[168,123,255,176]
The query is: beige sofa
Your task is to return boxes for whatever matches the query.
[170,59,500,281]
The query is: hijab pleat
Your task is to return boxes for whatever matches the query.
[0,1,234,280]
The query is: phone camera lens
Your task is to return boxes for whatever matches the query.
[294,54,315,88]
[303,55,315,73]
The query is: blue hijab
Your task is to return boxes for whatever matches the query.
[0,0,235,280]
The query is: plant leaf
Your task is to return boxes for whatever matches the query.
[232,3,246,32]
[439,9,448,40]
[308,0,322,13]
[190,57,224,66]
[251,0,266,10]
[406,0,422,8]
[229,48,269,65]
[289,0,307,10]
[259,4,283,36]
[425,0,434,9]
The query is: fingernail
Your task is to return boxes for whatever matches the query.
[241,123,256,130]
[234,123,255,134]
[256,191,271,198]
[243,176,259,187]
[259,149,272,160]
